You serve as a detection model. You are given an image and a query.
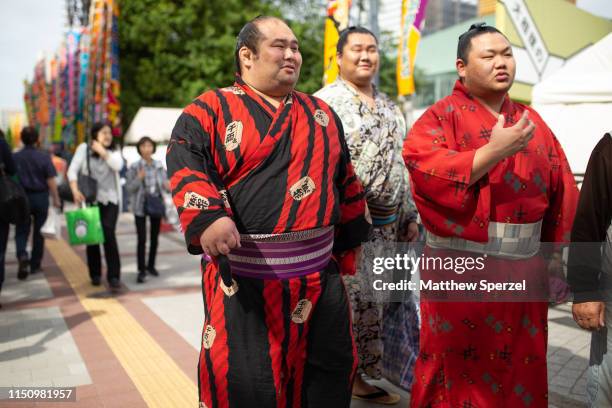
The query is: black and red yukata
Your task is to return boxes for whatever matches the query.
[167,76,371,408]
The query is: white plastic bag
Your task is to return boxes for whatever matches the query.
[162,191,179,226]
[41,207,61,239]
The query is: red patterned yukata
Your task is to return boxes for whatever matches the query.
[403,80,579,407]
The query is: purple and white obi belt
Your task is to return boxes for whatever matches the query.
[227,227,334,280]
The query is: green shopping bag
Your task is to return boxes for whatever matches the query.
[65,204,105,246]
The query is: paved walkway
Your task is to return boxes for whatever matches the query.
[0,212,591,407]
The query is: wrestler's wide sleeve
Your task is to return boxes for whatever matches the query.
[166,94,232,255]
[331,112,372,273]
[568,134,611,302]
[403,103,490,241]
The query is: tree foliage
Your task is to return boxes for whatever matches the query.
[119,0,275,127]
[119,0,419,129]
[269,0,330,94]
[119,0,328,129]
[377,31,400,100]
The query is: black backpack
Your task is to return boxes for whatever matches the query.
[0,161,30,224]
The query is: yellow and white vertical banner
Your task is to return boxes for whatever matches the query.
[397,0,428,96]
[323,0,352,85]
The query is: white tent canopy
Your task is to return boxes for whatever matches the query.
[124,107,182,144]
[532,33,612,174]
[532,33,612,105]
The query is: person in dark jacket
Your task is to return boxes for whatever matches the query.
[568,131,612,406]
[0,129,16,303]
[13,127,61,279]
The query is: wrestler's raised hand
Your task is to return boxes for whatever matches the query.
[200,216,241,256]
[471,111,536,185]
[488,110,535,159]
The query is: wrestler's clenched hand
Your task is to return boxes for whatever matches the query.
[572,301,605,331]
[488,110,536,159]
[399,221,420,243]
[471,110,537,185]
[200,216,241,256]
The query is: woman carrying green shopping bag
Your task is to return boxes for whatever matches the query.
[65,204,105,246]
[67,122,124,289]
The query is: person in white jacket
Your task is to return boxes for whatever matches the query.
[67,122,124,289]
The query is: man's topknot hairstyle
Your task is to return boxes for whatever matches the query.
[336,26,378,55]
[234,15,279,75]
[457,22,506,63]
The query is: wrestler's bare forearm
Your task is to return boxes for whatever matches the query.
[470,143,502,186]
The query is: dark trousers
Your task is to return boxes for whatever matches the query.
[198,261,356,408]
[15,192,49,269]
[86,203,120,282]
[134,215,161,271]
[0,221,8,291]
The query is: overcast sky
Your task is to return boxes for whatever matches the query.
[2,0,64,110]
[1,0,610,111]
